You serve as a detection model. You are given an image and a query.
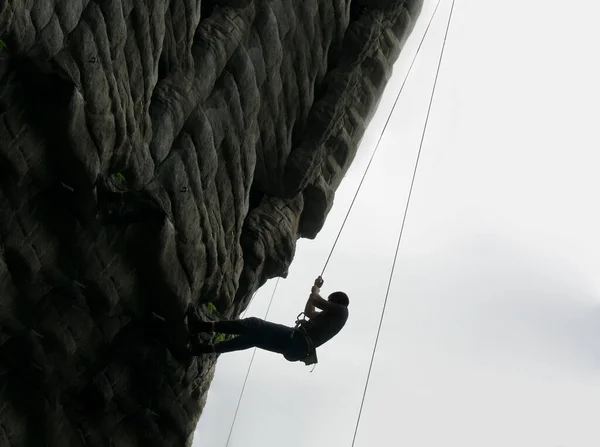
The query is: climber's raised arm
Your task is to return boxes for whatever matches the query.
[308,292,343,312]
[304,276,325,319]
[304,290,320,319]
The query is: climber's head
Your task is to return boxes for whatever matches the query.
[328,291,349,307]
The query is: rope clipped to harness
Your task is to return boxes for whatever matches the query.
[288,311,318,371]
[287,278,322,367]
[300,276,326,372]
[294,311,308,328]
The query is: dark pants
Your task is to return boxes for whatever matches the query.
[204,317,307,356]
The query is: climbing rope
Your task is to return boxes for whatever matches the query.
[350,1,457,446]
[225,277,281,447]
[224,2,450,445]
[321,0,445,277]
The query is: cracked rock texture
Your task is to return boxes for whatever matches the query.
[0,0,422,445]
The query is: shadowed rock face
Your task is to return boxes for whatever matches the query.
[0,0,422,445]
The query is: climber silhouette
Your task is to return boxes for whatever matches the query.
[188,277,349,365]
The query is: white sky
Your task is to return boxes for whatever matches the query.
[193,1,600,446]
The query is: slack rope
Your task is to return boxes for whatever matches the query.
[224,1,452,445]
[349,1,457,446]
[225,278,281,447]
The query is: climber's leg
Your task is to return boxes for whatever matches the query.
[216,317,293,336]
[218,333,294,354]
[192,317,292,336]
[190,321,297,355]
[190,335,256,354]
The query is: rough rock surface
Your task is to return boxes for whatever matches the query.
[0,0,422,445]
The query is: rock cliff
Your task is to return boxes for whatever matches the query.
[0,0,422,445]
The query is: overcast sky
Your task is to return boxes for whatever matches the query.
[193,1,600,446]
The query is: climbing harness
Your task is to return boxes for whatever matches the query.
[225,0,456,444]
[283,312,317,369]
[294,313,316,365]
[294,311,307,324]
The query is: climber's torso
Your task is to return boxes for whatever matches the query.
[303,305,348,347]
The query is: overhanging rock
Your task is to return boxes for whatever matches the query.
[0,1,423,445]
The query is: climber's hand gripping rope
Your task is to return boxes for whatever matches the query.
[304,276,324,319]
[311,275,323,294]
